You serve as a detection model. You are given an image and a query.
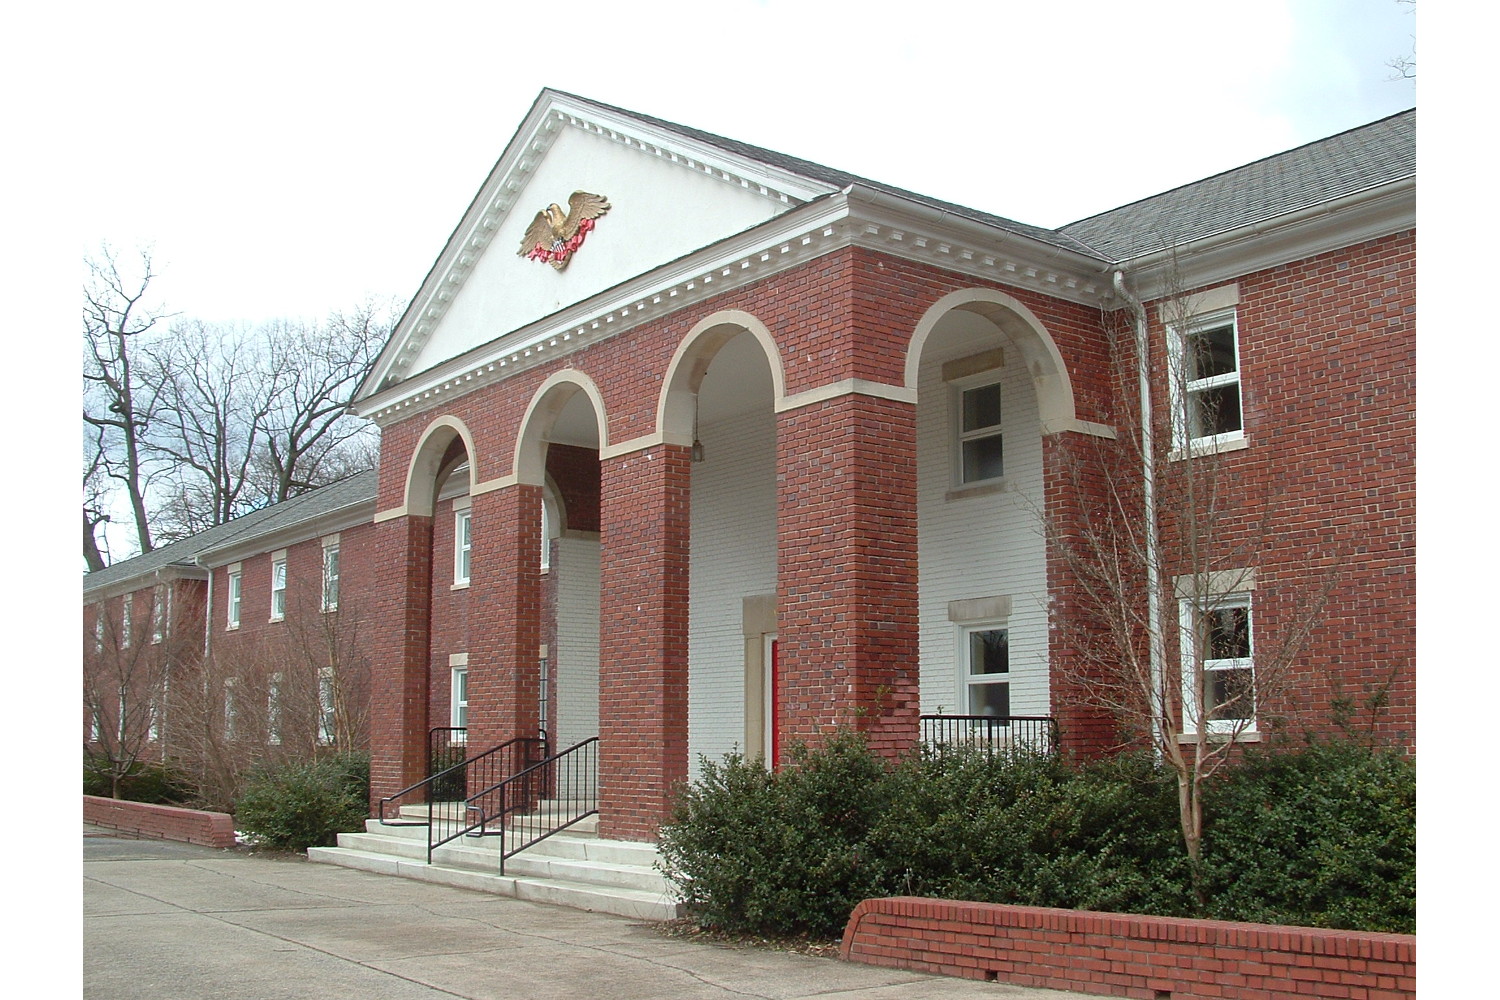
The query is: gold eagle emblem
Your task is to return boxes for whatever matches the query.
[518,191,611,271]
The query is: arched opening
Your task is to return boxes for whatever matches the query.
[660,313,783,769]
[515,375,605,769]
[908,292,1058,736]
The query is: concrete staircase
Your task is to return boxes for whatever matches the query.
[307,804,682,921]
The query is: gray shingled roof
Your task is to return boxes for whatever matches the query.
[1057,110,1416,263]
[83,470,378,595]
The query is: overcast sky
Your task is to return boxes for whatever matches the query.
[53,0,1418,326]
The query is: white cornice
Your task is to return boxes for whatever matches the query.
[356,166,1415,428]
[82,563,209,603]
[354,190,1123,425]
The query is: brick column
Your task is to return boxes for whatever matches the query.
[368,514,432,814]
[597,444,691,841]
[775,393,920,759]
[466,484,544,754]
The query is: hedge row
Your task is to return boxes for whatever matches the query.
[657,733,1414,939]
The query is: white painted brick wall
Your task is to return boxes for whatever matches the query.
[688,405,777,776]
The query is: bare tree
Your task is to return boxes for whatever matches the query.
[146,321,276,541]
[167,585,371,810]
[1046,269,1338,903]
[255,305,385,506]
[83,251,388,561]
[83,246,172,560]
[84,590,186,798]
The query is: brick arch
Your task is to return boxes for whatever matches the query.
[657,309,786,443]
[513,369,609,487]
[904,288,1078,433]
[402,415,478,516]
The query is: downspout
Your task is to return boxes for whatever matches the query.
[1112,270,1166,751]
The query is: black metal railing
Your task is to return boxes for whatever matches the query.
[378,731,548,836]
[440,737,599,873]
[919,714,1059,756]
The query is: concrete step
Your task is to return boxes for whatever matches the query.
[309,815,681,921]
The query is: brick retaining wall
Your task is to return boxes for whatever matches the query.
[841,897,1415,1000]
[84,795,238,849]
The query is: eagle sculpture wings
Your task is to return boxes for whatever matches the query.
[518,191,611,271]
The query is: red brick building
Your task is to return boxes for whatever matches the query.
[85,91,1415,846]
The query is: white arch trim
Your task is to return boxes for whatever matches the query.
[512,369,611,486]
[373,415,480,522]
[657,309,788,445]
[904,288,1111,438]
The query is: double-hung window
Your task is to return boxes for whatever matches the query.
[1178,576,1256,736]
[270,556,287,621]
[455,509,472,586]
[1171,309,1243,449]
[322,542,340,612]
[121,598,132,648]
[93,606,105,652]
[957,379,1005,485]
[963,626,1010,719]
[227,567,242,629]
[450,655,469,738]
[151,585,169,643]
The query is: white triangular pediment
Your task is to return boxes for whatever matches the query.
[363,91,838,398]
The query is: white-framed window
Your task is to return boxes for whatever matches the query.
[227,566,242,629]
[962,625,1010,718]
[270,555,287,621]
[322,542,340,612]
[267,672,283,745]
[450,655,469,737]
[1179,589,1256,736]
[317,667,336,745]
[541,494,555,572]
[90,708,103,743]
[955,378,1005,486]
[121,597,132,648]
[454,509,472,586]
[148,688,161,742]
[1170,308,1243,449]
[93,605,105,652]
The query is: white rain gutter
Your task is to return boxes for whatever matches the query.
[1112,270,1166,751]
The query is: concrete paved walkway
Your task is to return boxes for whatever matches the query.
[84,826,1123,1000]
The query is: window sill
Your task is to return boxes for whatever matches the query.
[452,580,470,591]
[945,478,1009,501]
[1177,729,1261,744]
[226,623,240,632]
[269,616,285,624]
[1169,435,1247,462]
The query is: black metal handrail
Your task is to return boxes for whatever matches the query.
[378,731,548,832]
[919,714,1059,756]
[434,736,599,872]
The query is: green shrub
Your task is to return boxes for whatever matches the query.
[83,754,191,805]
[234,753,371,852]
[877,748,1192,916]
[1200,739,1415,933]
[661,732,1414,940]
[659,731,893,937]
